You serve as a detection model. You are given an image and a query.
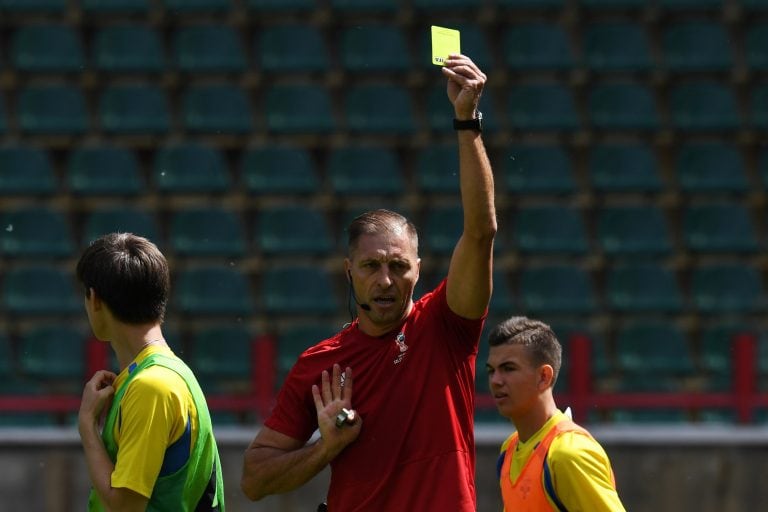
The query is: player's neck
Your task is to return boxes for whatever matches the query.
[512,396,559,443]
[110,323,167,370]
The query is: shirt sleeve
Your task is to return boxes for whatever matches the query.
[110,367,188,498]
[548,432,627,512]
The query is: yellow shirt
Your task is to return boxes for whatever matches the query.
[110,345,199,499]
[501,411,625,512]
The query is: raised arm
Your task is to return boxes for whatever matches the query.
[241,365,361,500]
[441,54,497,319]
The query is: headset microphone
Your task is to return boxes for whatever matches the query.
[347,271,371,311]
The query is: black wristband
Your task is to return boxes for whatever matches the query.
[453,111,483,132]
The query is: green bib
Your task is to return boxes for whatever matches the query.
[87,353,225,511]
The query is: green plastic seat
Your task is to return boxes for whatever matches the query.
[170,207,246,257]
[173,24,246,72]
[676,143,747,193]
[519,265,596,314]
[277,322,339,383]
[190,324,252,379]
[19,85,88,134]
[0,207,73,258]
[93,25,164,73]
[514,205,588,255]
[100,84,170,134]
[3,265,80,315]
[597,206,671,257]
[507,84,579,131]
[615,322,695,376]
[662,22,731,71]
[682,204,758,253]
[606,263,683,313]
[746,24,768,70]
[67,145,142,196]
[261,265,339,315]
[415,143,460,194]
[19,324,85,379]
[0,0,66,12]
[11,24,84,72]
[589,143,661,193]
[503,23,572,70]
[0,145,56,195]
[242,146,318,195]
[154,143,231,194]
[699,323,752,380]
[752,85,768,129]
[256,205,334,256]
[182,84,252,134]
[345,84,416,134]
[82,0,150,12]
[257,24,329,73]
[589,83,659,131]
[328,146,404,196]
[82,207,160,246]
[504,144,575,194]
[246,0,315,10]
[583,22,652,71]
[175,266,254,315]
[264,84,335,134]
[340,25,410,72]
[692,263,764,313]
[161,0,230,11]
[669,82,739,131]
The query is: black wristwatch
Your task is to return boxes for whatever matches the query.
[453,111,483,132]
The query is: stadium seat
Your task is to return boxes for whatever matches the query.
[327,146,404,196]
[173,25,246,73]
[190,324,252,380]
[658,0,721,9]
[668,82,740,131]
[174,266,254,315]
[169,207,246,257]
[662,22,732,72]
[507,83,579,131]
[553,324,612,383]
[503,23,572,70]
[490,270,515,314]
[605,263,683,313]
[513,205,588,255]
[497,0,564,7]
[82,0,151,13]
[182,84,252,134]
[340,25,410,72]
[277,322,339,383]
[415,143,460,194]
[261,265,339,315]
[264,84,335,134]
[93,25,164,73]
[154,143,231,194]
[0,332,11,376]
[692,263,764,313]
[19,324,85,380]
[345,84,416,134]
[0,145,56,196]
[609,409,689,423]
[752,85,768,129]
[0,207,73,258]
[0,0,66,14]
[596,206,672,257]
[581,0,644,7]
[614,322,695,376]
[11,25,84,72]
[588,83,659,131]
[519,264,596,314]
[682,204,758,254]
[2,265,81,315]
[161,0,230,11]
[746,24,768,70]
[589,143,661,193]
[0,97,6,134]
[504,144,575,194]
[67,145,143,196]
[744,0,768,9]
[100,84,170,134]
[583,22,653,72]
[257,24,329,73]
[246,0,315,10]
[242,146,319,195]
[425,85,498,133]
[82,207,160,246]
[675,143,747,193]
[699,323,747,384]
[412,0,482,8]
[422,205,464,255]
[18,85,88,134]
[256,205,334,256]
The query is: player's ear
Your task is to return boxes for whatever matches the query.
[539,364,555,390]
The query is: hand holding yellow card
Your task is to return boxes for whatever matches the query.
[431,26,460,66]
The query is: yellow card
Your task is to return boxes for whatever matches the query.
[431,26,460,66]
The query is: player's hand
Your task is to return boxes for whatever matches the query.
[312,364,361,459]
[78,370,117,430]
[441,54,486,120]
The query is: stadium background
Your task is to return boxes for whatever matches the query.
[1,0,768,509]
